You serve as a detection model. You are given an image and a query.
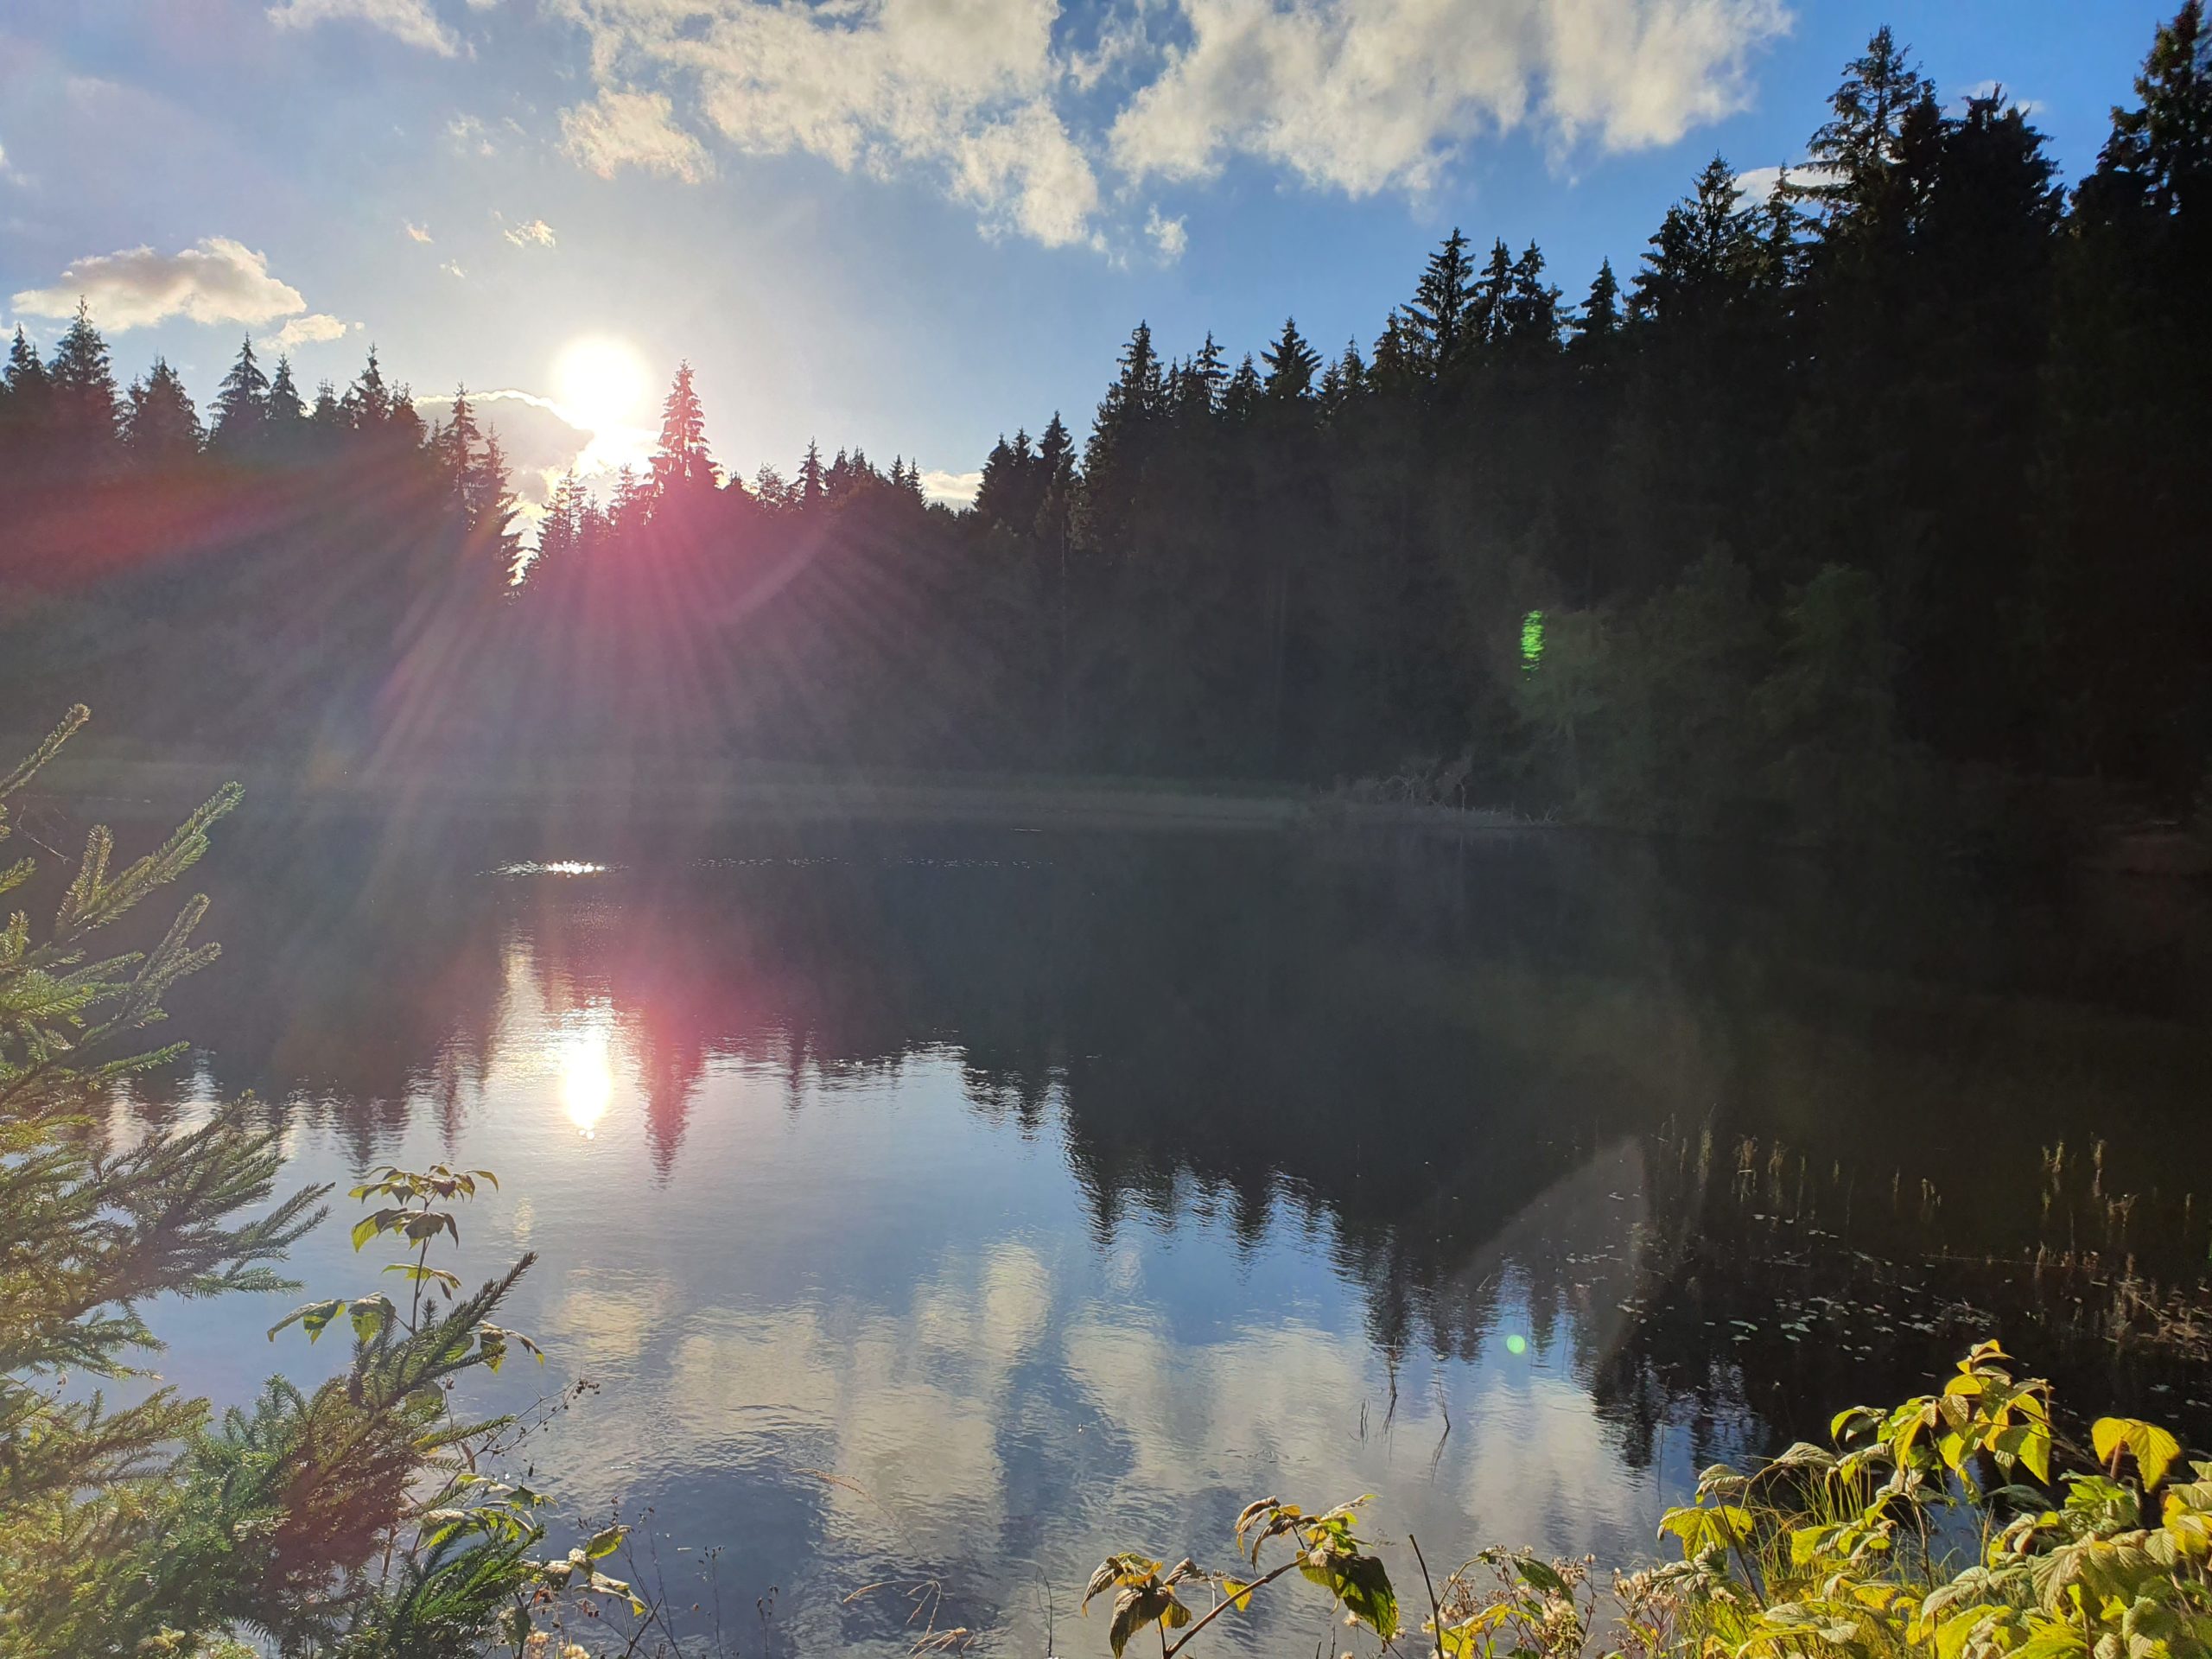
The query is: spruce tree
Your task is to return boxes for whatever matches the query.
[1569,260,1623,358]
[1261,317,1321,401]
[123,358,204,467]
[798,440,825,511]
[1807,25,1937,219]
[209,336,270,454]
[46,300,122,464]
[649,361,715,505]
[1403,231,1477,378]
[265,353,307,451]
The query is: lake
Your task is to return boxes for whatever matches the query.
[101,804,2212,1655]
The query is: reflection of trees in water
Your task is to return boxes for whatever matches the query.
[118,816,2212,1453]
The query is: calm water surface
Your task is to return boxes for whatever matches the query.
[105,810,2212,1654]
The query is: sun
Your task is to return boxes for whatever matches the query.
[554,337,650,434]
[557,1028,616,1137]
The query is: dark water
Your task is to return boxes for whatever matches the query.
[99,807,2212,1654]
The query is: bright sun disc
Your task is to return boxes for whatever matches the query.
[554,338,649,433]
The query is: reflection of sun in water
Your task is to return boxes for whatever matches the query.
[554,337,650,435]
[559,1029,616,1137]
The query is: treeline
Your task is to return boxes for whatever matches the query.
[3,12,2209,844]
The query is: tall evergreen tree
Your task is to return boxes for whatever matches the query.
[1806,25,1938,219]
[209,335,271,454]
[1403,231,1478,379]
[123,358,204,467]
[46,300,122,464]
[649,361,715,505]
[264,353,307,450]
[1261,317,1322,402]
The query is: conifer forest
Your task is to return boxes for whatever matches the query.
[3,15,2208,849]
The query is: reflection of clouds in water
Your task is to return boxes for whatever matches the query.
[508,1136,1663,1652]
[539,1268,673,1369]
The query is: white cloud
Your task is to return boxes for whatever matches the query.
[1731,157,1838,201]
[1144,205,1187,262]
[416,389,594,505]
[404,219,433,242]
[543,0,1785,251]
[11,237,308,333]
[560,86,715,184]
[1110,0,1789,196]
[553,0,1099,245]
[446,114,497,156]
[1959,79,2042,117]
[918,467,982,506]
[261,313,359,352]
[267,0,460,56]
[501,215,557,248]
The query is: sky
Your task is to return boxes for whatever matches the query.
[0,0,2181,511]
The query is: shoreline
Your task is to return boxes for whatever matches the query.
[20,748,1536,836]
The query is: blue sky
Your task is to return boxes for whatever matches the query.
[0,0,2178,507]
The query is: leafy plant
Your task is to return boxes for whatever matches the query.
[0,707,624,1659]
[1083,1496,1397,1656]
[1653,1341,2212,1658]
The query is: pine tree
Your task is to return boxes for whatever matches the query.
[1222,353,1262,422]
[436,384,481,506]
[265,353,307,450]
[648,361,715,505]
[209,335,271,454]
[1569,260,1623,358]
[342,345,392,429]
[537,467,585,569]
[1807,25,1937,218]
[798,440,825,511]
[123,358,204,467]
[1403,231,1477,378]
[1632,156,1751,327]
[46,300,122,462]
[4,327,45,396]
[1470,237,1514,348]
[1261,317,1322,401]
[2085,0,2211,219]
[467,427,522,575]
[1501,241,1561,352]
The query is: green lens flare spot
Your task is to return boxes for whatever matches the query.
[1504,1333,1529,1356]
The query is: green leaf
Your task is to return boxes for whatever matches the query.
[347,1294,393,1344]
[267,1298,345,1343]
[2094,1417,2183,1488]
[1331,1550,1397,1641]
[1108,1585,1179,1658]
[585,1525,626,1560]
[1515,1557,1569,1598]
[352,1209,408,1250]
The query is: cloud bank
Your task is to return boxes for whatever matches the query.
[11,237,310,334]
[273,0,1793,251]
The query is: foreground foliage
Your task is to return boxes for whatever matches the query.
[0,709,613,1657]
[1090,1343,2208,1657]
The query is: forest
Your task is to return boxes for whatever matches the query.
[2,11,2208,849]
